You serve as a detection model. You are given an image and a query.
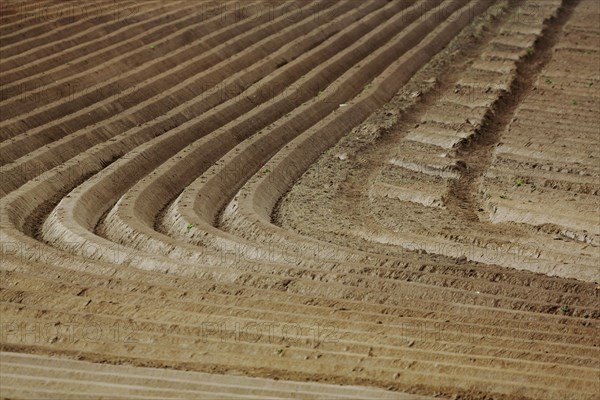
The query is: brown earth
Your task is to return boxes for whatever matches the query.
[1,0,598,399]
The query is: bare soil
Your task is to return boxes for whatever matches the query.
[1,0,598,399]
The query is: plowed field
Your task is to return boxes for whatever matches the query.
[1,0,598,399]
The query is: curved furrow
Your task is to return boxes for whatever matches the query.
[2,0,599,398]
[204,0,588,306]
[0,1,341,195]
[153,1,597,312]
[103,0,429,261]
[276,0,599,281]
[151,0,595,311]
[96,0,593,315]
[164,0,452,262]
[2,124,596,334]
[1,0,355,269]
[209,0,592,306]
[8,2,366,268]
[171,190,596,306]
[35,0,371,255]
[0,0,270,126]
[0,0,299,144]
[32,0,400,251]
[0,0,237,88]
[0,0,192,81]
[0,1,326,169]
[220,0,491,262]
[3,113,597,334]
[3,148,596,330]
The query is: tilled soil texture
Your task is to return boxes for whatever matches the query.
[1,0,599,399]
